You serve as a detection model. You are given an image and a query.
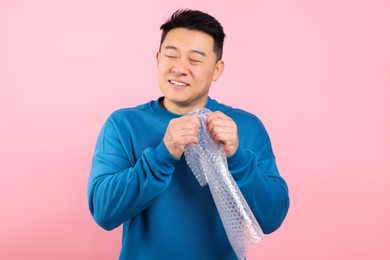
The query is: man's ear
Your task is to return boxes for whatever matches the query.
[213,60,225,81]
[156,51,160,66]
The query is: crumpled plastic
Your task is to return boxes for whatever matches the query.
[184,108,264,260]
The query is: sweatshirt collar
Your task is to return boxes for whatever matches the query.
[152,96,218,120]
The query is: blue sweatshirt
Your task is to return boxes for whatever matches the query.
[88,97,289,260]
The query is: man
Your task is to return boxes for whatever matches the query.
[88,9,289,259]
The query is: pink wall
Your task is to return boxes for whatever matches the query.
[1,0,389,259]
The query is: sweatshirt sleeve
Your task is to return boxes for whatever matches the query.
[87,117,179,231]
[227,117,290,234]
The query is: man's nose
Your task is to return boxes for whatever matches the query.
[171,59,189,75]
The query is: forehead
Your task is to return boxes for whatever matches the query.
[162,28,215,52]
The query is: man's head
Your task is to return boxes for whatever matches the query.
[160,9,225,61]
[156,9,225,114]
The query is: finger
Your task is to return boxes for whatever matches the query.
[207,119,236,139]
[175,115,200,130]
[207,112,234,129]
[171,125,199,143]
[185,115,201,129]
[181,135,199,145]
[209,127,232,143]
[178,128,199,139]
[206,111,229,123]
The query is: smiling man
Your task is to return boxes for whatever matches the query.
[157,27,224,115]
[88,9,289,260]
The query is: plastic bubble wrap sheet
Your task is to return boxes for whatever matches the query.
[184,108,264,260]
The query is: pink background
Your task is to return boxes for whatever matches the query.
[1,0,389,259]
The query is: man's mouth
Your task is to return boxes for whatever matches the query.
[169,80,189,87]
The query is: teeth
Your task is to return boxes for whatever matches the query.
[169,80,188,86]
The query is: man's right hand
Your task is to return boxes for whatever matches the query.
[163,115,200,158]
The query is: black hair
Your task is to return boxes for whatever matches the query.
[159,9,225,60]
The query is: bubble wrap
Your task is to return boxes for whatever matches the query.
[184,108,264,260]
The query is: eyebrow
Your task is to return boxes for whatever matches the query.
[164,45,207,57]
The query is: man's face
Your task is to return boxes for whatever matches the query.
[157,28,224,114]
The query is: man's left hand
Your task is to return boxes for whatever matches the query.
[206,111,239,157]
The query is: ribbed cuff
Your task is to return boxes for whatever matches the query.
[154,140,181,167]
[227,147,247,170]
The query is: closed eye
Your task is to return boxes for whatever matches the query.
[165,55,178,59]
[189,59,202,64]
